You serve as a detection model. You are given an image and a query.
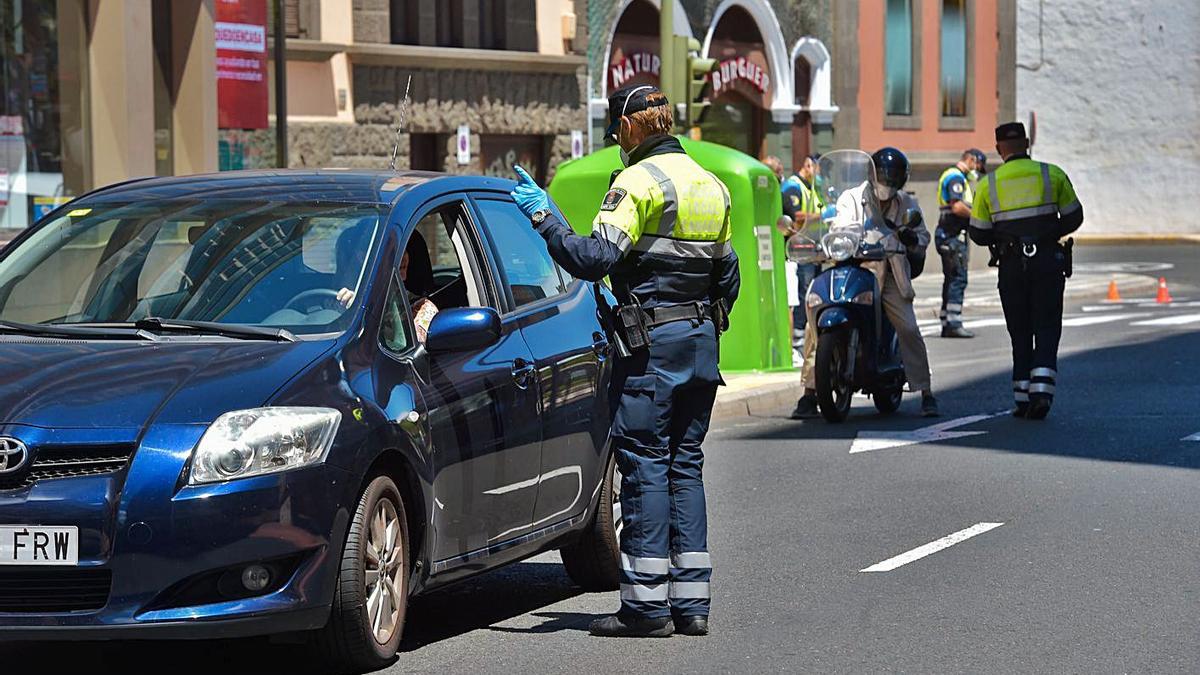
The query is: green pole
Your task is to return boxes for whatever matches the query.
[659,0,675,109]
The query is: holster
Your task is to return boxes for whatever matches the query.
[1062,237,1074,278]
[614,302,651,352]
[710,298,730,334]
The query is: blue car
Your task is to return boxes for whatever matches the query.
[0,170,621,670]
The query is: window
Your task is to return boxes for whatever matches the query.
[410,201,488,311]
[940,0,968,118]
[380,278,411,353]
[390,0,535,51]
[884,0,914,116]
[475,198,565,308]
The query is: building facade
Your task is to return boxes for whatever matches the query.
[1016,0,1199,234]
[833,0,1017,210]
[589,0,836,172]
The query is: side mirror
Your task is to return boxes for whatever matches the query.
[425,307,501,354]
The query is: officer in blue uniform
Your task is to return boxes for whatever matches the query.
[935,148,986,337]
[509,84,740,637]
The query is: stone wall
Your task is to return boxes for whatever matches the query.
[1016,0,1200,233]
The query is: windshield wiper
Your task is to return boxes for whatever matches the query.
[0,319,158,340]
[133,317,297,342]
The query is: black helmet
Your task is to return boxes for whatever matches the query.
[871,147,910,190]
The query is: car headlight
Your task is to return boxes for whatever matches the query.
[188,407,342,485]
[822,232,860,262]
[851,290,874,305]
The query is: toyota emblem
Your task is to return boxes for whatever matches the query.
[0,437,28,474]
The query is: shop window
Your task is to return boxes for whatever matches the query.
[409,133,444,172]
[481,135,547,185]
[0,0,89,230]
[884,0,914,117]
[940,0,970,120]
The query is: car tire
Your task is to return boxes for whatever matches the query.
[560,450,621,592]
[317,475,409,673]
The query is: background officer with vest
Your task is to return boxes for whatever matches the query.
[969,122,1083,420]
[935,149,986,338]
[510,84,739,638]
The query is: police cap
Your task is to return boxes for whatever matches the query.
[995,122,1027,142]
[606,84,669,140]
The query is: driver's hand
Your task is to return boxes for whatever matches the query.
[897,228,919,247]
[336,287,356,308]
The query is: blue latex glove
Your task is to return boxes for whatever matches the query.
[510,165,551,219]
[821,204,837,221]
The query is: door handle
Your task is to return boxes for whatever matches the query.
[591,331,609,359]
[511,358,536,389]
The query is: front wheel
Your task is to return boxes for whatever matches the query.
[560,450,621,591]
[317,475,409,672]
[815,330,854,423]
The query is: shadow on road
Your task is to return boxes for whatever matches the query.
[0,562,588,674]
[733,331,1200,470]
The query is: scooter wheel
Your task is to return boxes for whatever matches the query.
[873,387,903,414]
[815,330,853,423]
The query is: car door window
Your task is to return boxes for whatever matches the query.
[474,197,566,309]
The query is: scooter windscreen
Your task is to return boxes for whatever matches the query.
[814,150,895,262]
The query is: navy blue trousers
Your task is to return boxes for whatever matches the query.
[936,227,970,328]
[610,319,719,619]
[998,251,1066,406]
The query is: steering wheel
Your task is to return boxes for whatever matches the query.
[284,288,342,313]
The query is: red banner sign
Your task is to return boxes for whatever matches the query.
[216,0,269,130]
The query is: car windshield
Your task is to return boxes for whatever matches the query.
[0,200,383,337]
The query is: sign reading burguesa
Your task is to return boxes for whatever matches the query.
[215,0,269,130]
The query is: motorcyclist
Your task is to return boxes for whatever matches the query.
[802,147,938,417]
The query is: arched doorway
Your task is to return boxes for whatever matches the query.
[607,0,661,93]
[700,5,772,158]
[790,37,836,166]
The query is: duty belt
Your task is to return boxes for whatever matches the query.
[643,301,711,328]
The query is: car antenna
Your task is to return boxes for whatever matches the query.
[388,74,413,172]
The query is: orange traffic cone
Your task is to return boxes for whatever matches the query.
[1106,278,1121,302]
[1156,277,1173,304]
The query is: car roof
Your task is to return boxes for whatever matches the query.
[79,169,519,206]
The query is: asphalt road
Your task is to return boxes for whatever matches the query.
[6,245,1200,674]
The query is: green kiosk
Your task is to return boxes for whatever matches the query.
[548,137,792,372]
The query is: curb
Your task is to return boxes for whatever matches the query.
[1072,234,1200,245]
[712,379,802,422]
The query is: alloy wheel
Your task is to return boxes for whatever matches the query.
[364,497,404,645]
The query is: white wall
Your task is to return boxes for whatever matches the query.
[1016,0,1200,234]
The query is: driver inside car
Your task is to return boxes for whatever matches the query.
[339,230,439,342]
[823,147,939,417]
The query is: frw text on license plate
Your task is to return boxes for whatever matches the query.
[0,525,79,565]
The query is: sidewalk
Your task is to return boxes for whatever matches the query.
[713,268,1162,421]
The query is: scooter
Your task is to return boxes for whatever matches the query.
[786,150,907,423]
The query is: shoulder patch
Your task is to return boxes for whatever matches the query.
[950,181,965,194]
[600,188,628,212]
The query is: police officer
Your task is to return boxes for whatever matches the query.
[935,149,986,338]
[969,122,1083,420]
[509,84,740,637]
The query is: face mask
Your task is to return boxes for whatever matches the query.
[967,169,980,182]
[619,148,631,167]
[874,184,896,202]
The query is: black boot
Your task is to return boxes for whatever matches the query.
[1026,397,1051,420]
[921,392,940,417]
[1013,402,1029,418]
[790,393,820,419]
[941,325,975,338]
[589,613,674,638]
[673,615,709,636]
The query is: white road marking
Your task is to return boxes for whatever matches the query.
[1061,313,1150,327]
[1130,313,1200,327]
[1083,300,1200,312]
[1183,432,1200,442]
[860,522,1005,572]
[850,412,1004,454]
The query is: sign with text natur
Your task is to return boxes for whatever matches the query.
[216,0,269,130]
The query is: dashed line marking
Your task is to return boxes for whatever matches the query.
[860,522,1005,572]
[1131,313,1200,327]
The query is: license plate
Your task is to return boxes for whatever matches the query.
[0,525,79,565]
